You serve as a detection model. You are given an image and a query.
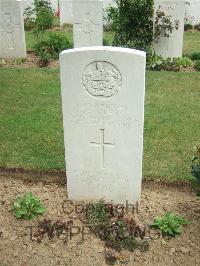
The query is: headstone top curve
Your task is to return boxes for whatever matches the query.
[60,46,146,58]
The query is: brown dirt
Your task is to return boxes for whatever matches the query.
[1,53,59,68]
[0,173,199,266]
[0,53,199,72]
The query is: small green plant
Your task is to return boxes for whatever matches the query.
[174,57,193,68]
[37,50,51,67]
[194,60,200,71]
[13,58,27,65]
[12,192,46,220]
[152,213,189,237]
[0,58,6,67]
[190,52,200,61]
[146,56,193,71]
[146,54,163,70]
[184,24,193,31]
[191,146,200,182]
[34,32,72,60]
[84,201,148,254]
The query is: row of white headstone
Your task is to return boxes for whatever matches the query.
[0,0,187,59]
[60,0,200,26]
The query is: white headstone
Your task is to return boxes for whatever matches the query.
[153,0,185,58]
[60,0,73,25]
[72,0,103,48]
[185,0,200,26]
[0,0,27,58]
[60,47,146,204]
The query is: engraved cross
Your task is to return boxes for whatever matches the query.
[90,129,115,169]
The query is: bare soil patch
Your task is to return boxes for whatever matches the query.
[1,53,59,68]
[0,173,199,266]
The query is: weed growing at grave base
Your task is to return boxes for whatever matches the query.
[12,192,46,220]
[151,213,190,237]
[13,58,27,65]
[84,201,148,254]
[0,58,6,67]
[34,219,73,243]
[34,32,72,66]
[147,55,193,71]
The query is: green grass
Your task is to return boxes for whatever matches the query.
[143,71,200,179]
[0,68,65,170]
[25,29,200,54]
[0,69,200,180]
[183,31,200,56]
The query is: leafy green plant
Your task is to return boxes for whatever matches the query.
[152,213,189,237]
[34,32,72,60]
[106,0,154,50]
[194,60,200,71]
[190,52,200,60]
[184,24,193,31]
[37,50,51,67]
[12,192,46,220]
[13,58,27,65]
[147,56,193,71]
[174,57,193,68]
[0,58,6,67]
[146,54,163,70]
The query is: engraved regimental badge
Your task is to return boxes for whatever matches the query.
[82,61,122,98]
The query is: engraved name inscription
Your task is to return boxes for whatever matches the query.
[82,61,122,98]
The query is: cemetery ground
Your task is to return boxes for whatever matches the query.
[0,33,200,265]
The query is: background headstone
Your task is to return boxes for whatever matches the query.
[60,47,146,204]
[185,0,200,26]
[153,0,185,58]
[0,0,27,58]
[72,0,103,48]
[60,0,73,25]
